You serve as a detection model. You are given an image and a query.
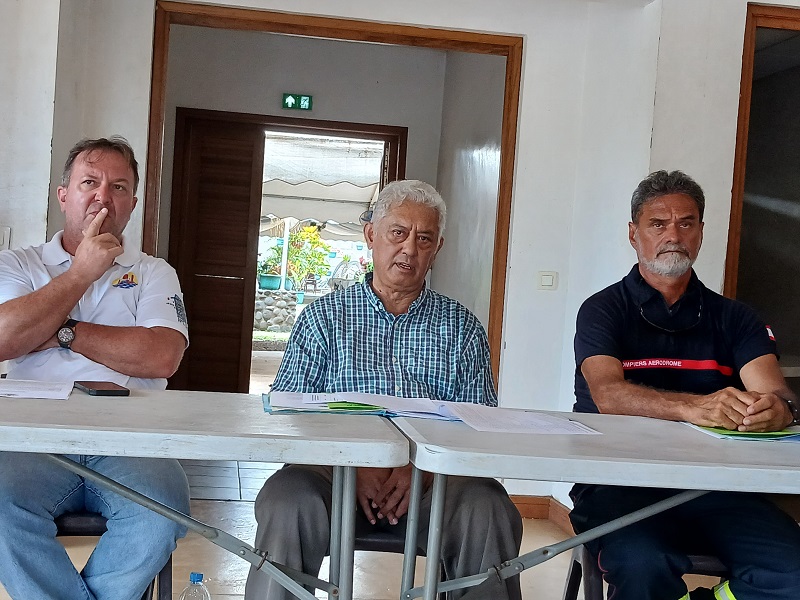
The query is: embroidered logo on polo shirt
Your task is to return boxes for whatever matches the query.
[167,294,188,326]
[766,325,775,341]
[112,272,138,288]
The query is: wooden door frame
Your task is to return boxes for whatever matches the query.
[146,0,523,382]
[725,3,800,297]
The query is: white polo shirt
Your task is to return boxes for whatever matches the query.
[0,231,189,389]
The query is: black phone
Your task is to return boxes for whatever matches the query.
[74,381,130,396]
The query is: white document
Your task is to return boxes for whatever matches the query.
[267,391,457,419]
[448,403,600,434]
[0,379,73,400]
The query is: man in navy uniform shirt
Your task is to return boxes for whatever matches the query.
[571,170,800,600]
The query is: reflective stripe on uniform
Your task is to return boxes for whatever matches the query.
[677,593,690,600]
[713,581,736,600]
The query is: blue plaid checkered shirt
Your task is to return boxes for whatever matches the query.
[272,275,497,406]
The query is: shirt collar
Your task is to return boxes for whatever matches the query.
[363,272,430,315]
[41,231,142,267]
[623,264,704,331]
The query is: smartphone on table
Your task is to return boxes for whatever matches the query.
[73,381,130,396]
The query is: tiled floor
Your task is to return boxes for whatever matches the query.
[180,460,282,501]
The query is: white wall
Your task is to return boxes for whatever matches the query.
[47,0,156,244]
[159,25,447,257]
[432,51,505,328]
[0,0,60,250]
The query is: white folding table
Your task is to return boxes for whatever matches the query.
[0,390,409,600]
[393,412,800,600]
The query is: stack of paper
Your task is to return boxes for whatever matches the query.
[264,392,601,434]
[0,379,73,400]
[264,391,460,420]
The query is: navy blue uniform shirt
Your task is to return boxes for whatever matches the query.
[573,265,776,413]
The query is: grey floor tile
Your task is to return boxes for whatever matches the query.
[189,487,241,501]
[238,461,284,470]
[181,459,239,469]
[182,464,239,477]
[187,474,241,489]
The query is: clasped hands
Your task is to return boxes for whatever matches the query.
[695,387,792,432]
[356,465,432,526]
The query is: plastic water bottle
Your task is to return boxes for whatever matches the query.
[178,572,211,600]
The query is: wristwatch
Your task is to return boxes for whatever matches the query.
[783,396,800,427]
[57,319,79,350]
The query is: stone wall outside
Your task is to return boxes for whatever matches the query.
[253,289,298,333]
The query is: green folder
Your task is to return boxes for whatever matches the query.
[697,425,800,441]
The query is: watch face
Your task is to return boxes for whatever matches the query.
[57,327,75,345]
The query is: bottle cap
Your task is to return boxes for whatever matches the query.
[190,572,204,584]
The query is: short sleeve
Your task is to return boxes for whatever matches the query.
[574,289,625,368]
[728,300,777,370]
[0,250,35,304]
[135,260,189,343]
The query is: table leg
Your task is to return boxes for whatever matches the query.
[338,466,357,600]
[330,466,344,593]
[400,466,424,597]
[422,473,447,600]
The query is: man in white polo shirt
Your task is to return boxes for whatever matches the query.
[0,137,190,600]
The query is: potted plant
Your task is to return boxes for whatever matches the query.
[257,247,282,290]
[285,226,331,301]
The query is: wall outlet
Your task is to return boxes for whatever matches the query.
[0,227,9,251]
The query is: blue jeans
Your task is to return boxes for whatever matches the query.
[0,452,190,600]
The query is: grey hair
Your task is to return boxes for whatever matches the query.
[370,180,447,238]
[61,136,139,194]
[631,170,705,223]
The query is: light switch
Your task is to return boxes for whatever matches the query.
[537,271,558,290]
[0,227,9,251]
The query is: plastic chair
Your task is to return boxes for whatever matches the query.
[562,544,728,600]
[54,511,172,600]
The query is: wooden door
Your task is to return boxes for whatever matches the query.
[169,114,264,392]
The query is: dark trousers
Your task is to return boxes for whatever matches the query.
[569,485,800,600]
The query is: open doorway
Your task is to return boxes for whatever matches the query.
[168,108,406,393]
[252,130,392,392]
[726,5,800,390]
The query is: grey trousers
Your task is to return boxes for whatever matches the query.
[244,464,523,600]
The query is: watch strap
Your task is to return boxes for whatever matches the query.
[783,396,800,427]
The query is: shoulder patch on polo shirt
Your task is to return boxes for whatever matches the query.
[112,272,138,288]
[167,294,188,326]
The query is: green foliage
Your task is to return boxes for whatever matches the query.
[257,246,282,276]
[285,226,331,290]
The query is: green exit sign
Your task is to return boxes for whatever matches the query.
[282,93,313,111]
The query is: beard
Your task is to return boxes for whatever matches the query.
[639,243,694,277]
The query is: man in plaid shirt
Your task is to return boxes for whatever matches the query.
[245,180,522,600]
